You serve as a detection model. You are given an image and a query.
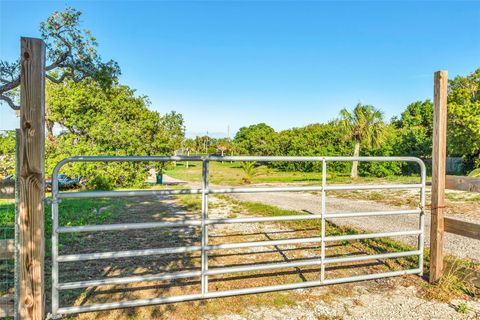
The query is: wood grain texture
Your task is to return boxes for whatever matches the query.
[19,37,46,320]
[429,70,448,284]
[445,175,480,193]
[444,218,480,240]
[0,239,15,260]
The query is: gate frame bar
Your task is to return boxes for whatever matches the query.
[51,155,426,316]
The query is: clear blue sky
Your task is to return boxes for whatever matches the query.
[1,1,479,137]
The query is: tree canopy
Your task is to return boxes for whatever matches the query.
[392,100,433,158]
[46,80,185,188]
[448,68,480,162]
[234,123,279,156]
[0,7,120,110]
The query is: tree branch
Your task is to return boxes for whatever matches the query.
[0,94,20,110]
[46,72,69,84]
[46,34,72,72]
[0,77,20,96]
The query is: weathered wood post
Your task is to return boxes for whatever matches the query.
[19,37,46,319]
[429,70,448,283]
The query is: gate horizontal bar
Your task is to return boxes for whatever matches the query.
[207,237,323,251]
[205,230,421,251]
[56,184,421,199]
[57,209,421,233]
[54,155,425,166]
[57,230,420,262]
[208,186,325,194]
[207,250,421,276]
[57,188,203,199]
[57,270,202,290]
[57,220,202,233]
[324,230,421,241]
[56,268,421,315]
[325,184,422,191]
[56,186,325,199]
[57,245,202,262]
[325,209,421,219]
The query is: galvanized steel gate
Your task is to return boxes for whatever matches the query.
[51,156,426,316]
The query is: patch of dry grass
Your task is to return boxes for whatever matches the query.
[420,256,480,302]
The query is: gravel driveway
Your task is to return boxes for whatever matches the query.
[232,191,480,261]
[163,174,479,261]
[206,284,480,320]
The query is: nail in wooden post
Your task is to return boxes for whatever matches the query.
[429,70,448,283]
[19,37,46,319]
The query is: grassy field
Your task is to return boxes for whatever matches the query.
[165,162,421,186]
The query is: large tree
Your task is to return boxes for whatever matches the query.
[392,100,434,158]
[0,7,119,110]
[46,79,185,188]
[234,123,278,156]
[338,103,386,178]
[275,122,351,172]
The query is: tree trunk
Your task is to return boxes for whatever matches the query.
[186,151,189,168]
[46,119,55,142]
[351,140,360,178]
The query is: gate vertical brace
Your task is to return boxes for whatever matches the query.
[201,160,209,295]
[418,159,427,276]
[19,37,46,320]
[320,159,326,282]
[51,184,59,315]
[430,70,448,283]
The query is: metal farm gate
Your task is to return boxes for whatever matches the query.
[50,156,426,316]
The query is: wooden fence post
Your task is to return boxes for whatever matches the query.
[19,37,46,319]
[429,70,448,283]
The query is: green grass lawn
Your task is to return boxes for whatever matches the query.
[165,161,422,186]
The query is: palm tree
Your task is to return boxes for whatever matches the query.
[241,161,259,184]
[339,103,386,178]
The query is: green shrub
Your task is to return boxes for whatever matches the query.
[87,174,114,190]
[468,168,480,177]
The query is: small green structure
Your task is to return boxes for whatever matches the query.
[156,173,163,184]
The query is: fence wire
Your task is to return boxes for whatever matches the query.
[0,129,18,319]
[0,224,15,319]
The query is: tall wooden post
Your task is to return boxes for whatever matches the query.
[19,37,46,319]
[429,70,448,283]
